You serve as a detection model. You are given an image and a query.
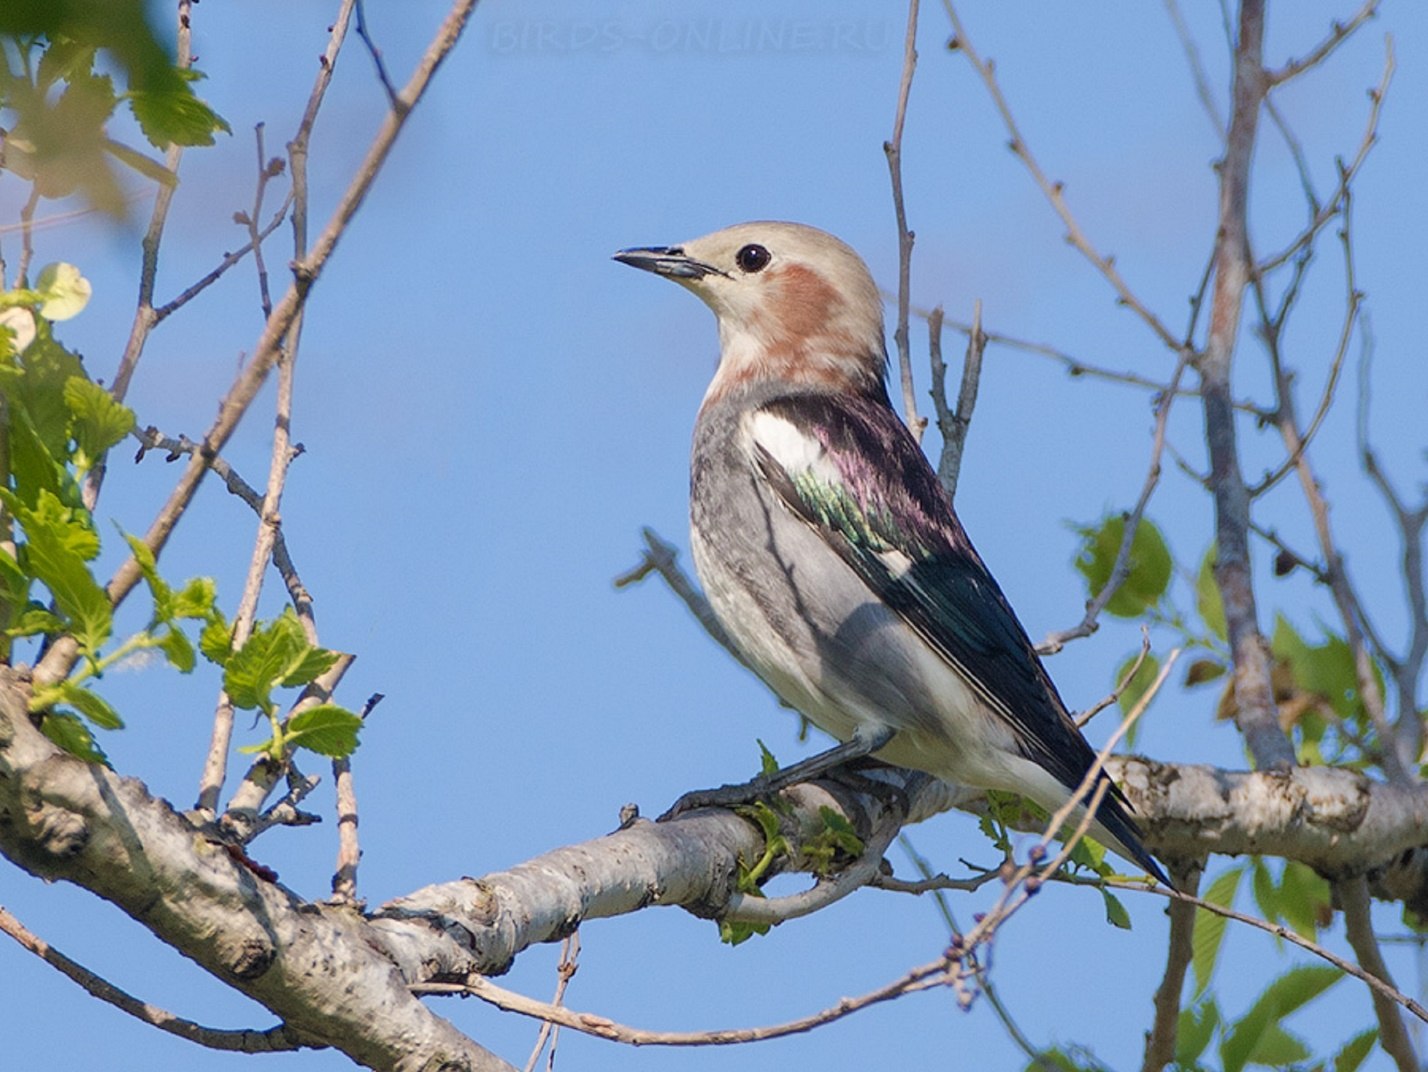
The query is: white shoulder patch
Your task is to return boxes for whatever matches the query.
[747,410,833,479]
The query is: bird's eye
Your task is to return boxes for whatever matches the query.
[735,244,771,274]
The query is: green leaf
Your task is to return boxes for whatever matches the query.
[1197,548,1227,642]
[222,608,332,710]
[6,489,111,652]
[64,376,133,471]
[122,531,171,620]
[158,625,195,673]
[1245,1022,1310,1067]
[127,75,230,149]
[41,711,109,765]
[285,704,363,759]
[1332,1028,1378,1072]
[1073,514,1173,618]
[46,680,124,729]
[198,613,234,666]
[1101,889,1131,930]
[1175,997,1220,1065]
[279,644,341,688]
[171,576,217,620]
[757,738,780,776]
[1220,966,1342,1072]
[6,330,87,460]
[1250,857,1278,924]
[5,604,65,638]
[1193,864,1243,996]
[1279,862,1331,939]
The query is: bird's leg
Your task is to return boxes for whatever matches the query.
[658,724,896,821]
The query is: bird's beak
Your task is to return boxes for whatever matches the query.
[612,246,722,280]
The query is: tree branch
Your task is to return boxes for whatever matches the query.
[1141,859,1203,1072]
[0,906,309,1053]
[885,0,925,440]
[1337,874,1418,1071]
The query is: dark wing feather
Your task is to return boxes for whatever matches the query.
[751,393,1166,884]
[753,392,1100,794]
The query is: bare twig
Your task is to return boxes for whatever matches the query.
[1075,629,1153,729]
[16,183,40,287]
[1337,875,1418,1071]
[524,934,580,1072]
[1265,0,1379,86]
[1198,0,1296,771]
[1254,182,1401,782]
[614,528,745,668]
[1141,859,1203,1072]
[0,906,306,1053]
[1163,0,1226,138]
[355,0,400,106]
[34,0,478,689]
[1040,352,1190,655]
[940,1,1182,353]
[1257,40,1393,275]
[151,194,294,325]
[885,0,924,441]
[929,301,985,500]
[331,692,383,904]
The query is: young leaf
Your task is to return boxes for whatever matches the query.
[1332,1027,1378,1072]
[757,738,780,776]
[1197,548,1227,642]
[50,680,124,729]
[9,489,111,653]
[1074,514,1173,618]
[1219,966,1341,1072]
[171,576,217,620]
[1278,862,1332,938]
[199,612,234,666]
[1175,997,1220,1065]
[222,609,312,710]
[1101,889,1131,930]
[41,711,110,765]
[128,79,231,149]
[64,376,134,472]
[1192,864,1243,995]
[284,704,363,759]
[158,626,196,673]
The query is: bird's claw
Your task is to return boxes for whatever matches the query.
[658,775,776,822]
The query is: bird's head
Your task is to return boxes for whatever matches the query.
[615,221,888,406]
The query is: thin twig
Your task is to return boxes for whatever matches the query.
[1265,0,1379,86]
[1337,874,1418,1071]
[1257,39,1393,275]
[16,183,40,287]
[0,906,307,1053]
[34,0,477,690]
[151,193,293,325]
[524,934,580,1072]
[1075,629,1152,729]
[614,528,746,668]
[940,1,1182,353]
[1254,180,1400,781]
[354,0,400,106]
[331,692,382,904]
[929,301,985,501]
[885,0,924,441]
[1040,352,1190,655]
[1163,0,1225,138]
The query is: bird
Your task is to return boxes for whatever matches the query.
[613,221,1166,884]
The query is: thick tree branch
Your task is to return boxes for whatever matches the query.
[1199,0,1296,771]
[0,669,514,1071]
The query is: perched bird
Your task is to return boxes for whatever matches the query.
[614,221,1165,883]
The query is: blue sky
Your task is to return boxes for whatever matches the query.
[4,2,1426,1069]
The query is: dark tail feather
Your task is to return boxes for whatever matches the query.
[1094,789,1170,887]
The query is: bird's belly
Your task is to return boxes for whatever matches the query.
[690,519,1018,787]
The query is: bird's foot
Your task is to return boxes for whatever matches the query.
[658,776,776,822]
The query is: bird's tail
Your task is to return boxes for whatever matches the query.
[1082,786,1169,888]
